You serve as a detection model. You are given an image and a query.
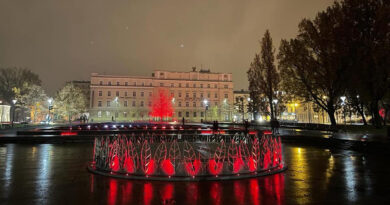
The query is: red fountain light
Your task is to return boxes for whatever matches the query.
[149,88,174,121]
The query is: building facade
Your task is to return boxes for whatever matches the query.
[89,68,234,122]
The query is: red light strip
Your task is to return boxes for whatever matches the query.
[61,131,78,136]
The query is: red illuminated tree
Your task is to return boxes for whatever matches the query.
[149,88,174,121]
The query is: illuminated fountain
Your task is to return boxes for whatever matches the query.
[88,129,286,180]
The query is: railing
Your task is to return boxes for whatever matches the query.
[91,132,284,179]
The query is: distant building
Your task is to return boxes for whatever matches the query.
[89,68,234,122]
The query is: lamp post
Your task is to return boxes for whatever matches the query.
[203,99,208,122]
[340,96,346,125]
[12,99,17,127]
[273,99,278,120]
[48,98,53,124]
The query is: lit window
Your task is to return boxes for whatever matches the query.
[98,101,102,107]
[98,91,102,96]
[98,111,102,118]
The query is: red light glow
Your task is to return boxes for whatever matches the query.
[60,131,77,136]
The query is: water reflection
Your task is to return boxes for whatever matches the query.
[0,143,382,204]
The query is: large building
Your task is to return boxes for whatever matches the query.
[89,68,234,122]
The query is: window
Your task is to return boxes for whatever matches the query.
[108,91,111,96]
[125,82,128,86]
[215,93,218,98]
[142,82,145,86]
[125,91,128,97]
[116,91,119,97]
[178,92,182,98]
[193,93,196,98]
[133,82,136,86]
[141,92,144,97]
[124,112,127,117]
[108,81,112,86]
[200,93,203,98]
[207,93,210,98]
[214,84,217,88]
[106,111,110,117]
[98,91,102,96]
[149,83,152,86]
[149,92,152,97]
[193,112,197,117]
[171,92,174,97]
[124,101,128,107]
[99,81,103,85]
[98,101,102,107]
[201,112,204,117]
[178,101,182,107]
[116,82,120,86]
[200,84,203,88]
[140,101,144,107]
[186,83,189,88]
[224,85,228,89]
[132,101,136,107]
[186,93,189,98]
[224,94,228,98]
[107,101,111,107]
[193,102,196,107]
[171,83,174,87]
[178,112,182,117]
[160,83,164,87]
[179,83,182,87]
[207,84,210,88]
[133,91,136,97]
[193,84,196,88]
[115,112,118,118]
[186,112,189,118]
[186,102,189,107]
[98,111,102,118]
[148,101,152,106]
[132,113,136,117]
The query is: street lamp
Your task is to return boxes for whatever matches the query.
[273,99,278,120]
[12,99,17,127]
[203,99,208,122]
[48,98,53,124]
[340,96,346,124]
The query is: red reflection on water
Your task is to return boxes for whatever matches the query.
[186,183,198,205]
[161,183,174,202]
[143,183,153,205]
[210,182,222,205]
[273,174,285,205]
[121,182,132,204]
[234,180,245,205]
[249,179,260,205]
[108,179,118,205]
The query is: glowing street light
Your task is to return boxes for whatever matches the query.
[48,98,53,124]
[12,99,17,127]
[203,99,208,122]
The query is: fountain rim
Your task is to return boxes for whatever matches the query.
[87,162,287,181]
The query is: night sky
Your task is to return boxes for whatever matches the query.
[0,0,334,95]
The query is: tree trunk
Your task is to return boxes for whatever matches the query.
[268,96,274,121]
[370,101,382,128]
[327,108,337,127]
[356,103,367,125]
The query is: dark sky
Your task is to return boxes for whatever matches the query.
[0,0,334,95]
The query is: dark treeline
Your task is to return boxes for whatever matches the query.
[249,0,389,128]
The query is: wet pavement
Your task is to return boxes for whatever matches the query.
[1,142,389,205]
